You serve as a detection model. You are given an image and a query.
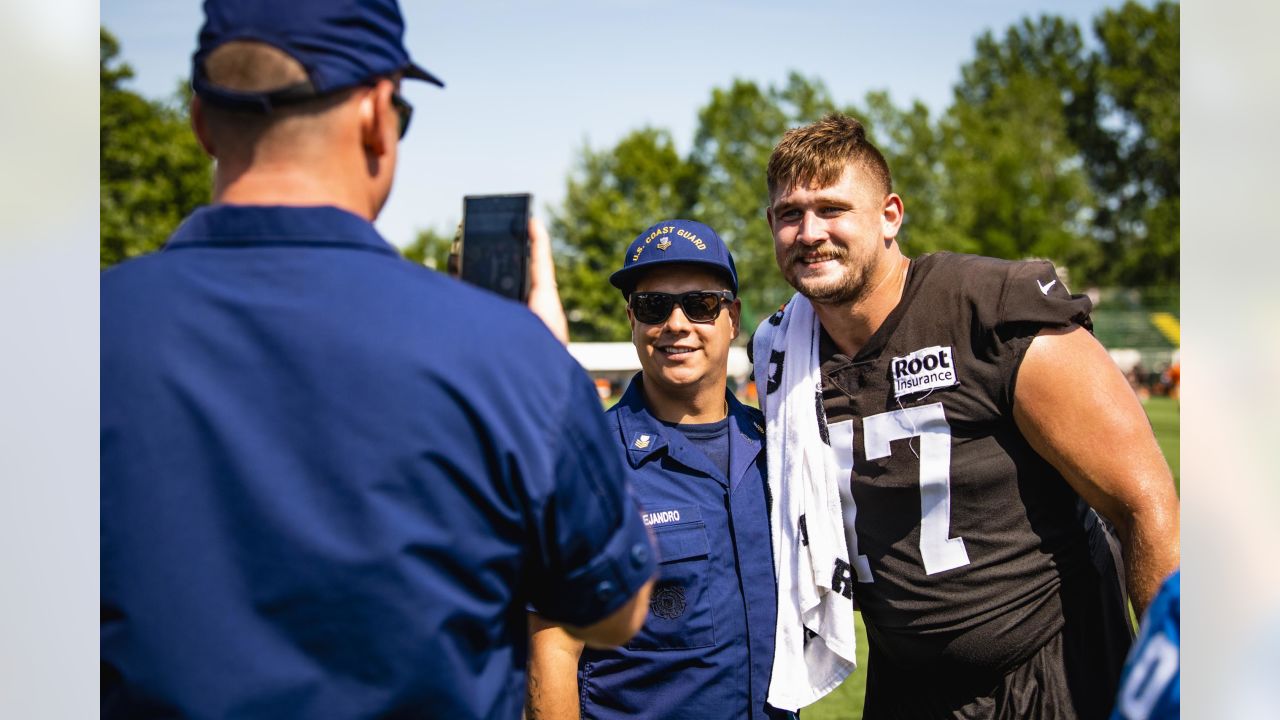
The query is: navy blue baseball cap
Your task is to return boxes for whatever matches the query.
[193,0,444,113]
[609,219,739,297]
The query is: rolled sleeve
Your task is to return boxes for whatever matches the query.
[537,501,653,624]
[528,366,656,626]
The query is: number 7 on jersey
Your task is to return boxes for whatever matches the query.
[831,402,971,578]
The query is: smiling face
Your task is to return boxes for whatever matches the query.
[628,265,740,404]
[767,162,903,307]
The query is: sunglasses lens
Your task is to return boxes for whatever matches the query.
[681,292,722,322]
[392,92,413,139]
[631,294,675,324]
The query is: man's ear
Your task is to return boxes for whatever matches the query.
[359,80,395,157]
[882,193,904,241]
[190,95,216,157]
[728,298,741,340]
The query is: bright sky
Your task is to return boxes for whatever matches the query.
[102,0,1121,249]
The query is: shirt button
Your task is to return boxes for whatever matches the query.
[631,543,649,567]
[595,580,615,601]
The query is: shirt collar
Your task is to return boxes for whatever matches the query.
[615,375,670,466]
[613,374,764,470]
[163,204,398,257]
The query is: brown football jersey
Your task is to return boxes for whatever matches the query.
[816,252,1128,685]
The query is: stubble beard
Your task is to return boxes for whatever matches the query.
[783,243,873,307]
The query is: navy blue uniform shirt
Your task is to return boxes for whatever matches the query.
[579,375,791,719]
[101,205,654,719]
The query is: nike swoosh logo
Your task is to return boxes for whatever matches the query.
[1037,279,1057,295]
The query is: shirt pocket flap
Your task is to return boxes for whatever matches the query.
[655,524,710,564]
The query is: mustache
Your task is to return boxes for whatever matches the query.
[785,243,847,266]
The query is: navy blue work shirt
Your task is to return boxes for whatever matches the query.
[101,205,654,719]
[579,375,791,719]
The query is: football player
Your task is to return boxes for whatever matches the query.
[755,114,1180,719]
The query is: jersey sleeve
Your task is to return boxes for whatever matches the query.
[526,364,655,626]
[975,258,1094,410]
[996,259,1093,333]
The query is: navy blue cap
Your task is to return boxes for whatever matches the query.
[193,0,443,113]
[609,219,738,297]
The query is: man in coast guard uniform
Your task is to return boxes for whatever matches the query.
[526,220,793,719]
[756,114,1181,718]
[100,2,654,718]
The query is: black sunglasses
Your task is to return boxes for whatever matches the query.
[390,91,413,139]
[630,290,735,325]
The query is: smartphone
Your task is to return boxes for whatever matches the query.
[459,194,531,302]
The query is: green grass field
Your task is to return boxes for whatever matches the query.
[802,397,1179,719]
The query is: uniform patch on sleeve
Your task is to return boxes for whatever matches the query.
[892,345,958,398]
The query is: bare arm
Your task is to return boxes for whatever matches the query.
[525,217,569,345]
[526,614,587,720]
[1013,325,1180,615]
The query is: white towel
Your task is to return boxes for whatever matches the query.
[754,294,857,712]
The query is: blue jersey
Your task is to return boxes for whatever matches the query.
[101,205,654,719]
[1111,570,1180,720]
[576,376,792,719]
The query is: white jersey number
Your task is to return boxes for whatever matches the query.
[1118,633,1178,720]
[832,402,971,578]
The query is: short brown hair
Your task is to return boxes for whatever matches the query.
[199,41,353,152]
[766,113,892,200]
[203,41,309,93]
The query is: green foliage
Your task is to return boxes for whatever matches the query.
[943,16,1102,279]
[402,226,457,270]
[552,73,839,340]
[548,4,1178,330]
[1142,396,1179,491]
[101,27,212,269]
[1092,0,1180,285]
[550,128,699,341]
[942,77,1099,274]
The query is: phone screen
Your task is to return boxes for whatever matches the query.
[459,194,531,302]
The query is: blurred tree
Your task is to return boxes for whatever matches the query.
[101,28,212,269]
[1092,0,1179,286]
[550,128,699,341]
[940,15,1101,280]
[528,4,1181,335]
[402,226,456,271]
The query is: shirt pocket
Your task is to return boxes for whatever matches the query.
[626,523,716,650]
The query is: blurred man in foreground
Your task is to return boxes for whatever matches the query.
[100,1,653,717]
[526,220,791,719]
[1111,569,1180,720]
[754,114,1179,718]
